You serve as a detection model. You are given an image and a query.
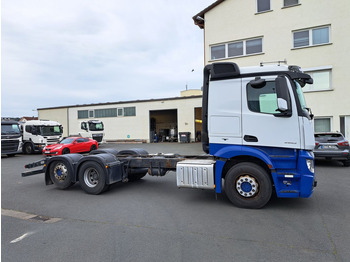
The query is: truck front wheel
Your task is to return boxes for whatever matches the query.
[23,143,33,154]
[49,161,74,189]
[224,162,272,209]
[78,162,108,194]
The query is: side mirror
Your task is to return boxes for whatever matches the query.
[277,98,288,111]
[275,76,292,117]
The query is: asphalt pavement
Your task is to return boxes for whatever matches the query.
[1,143,350,262]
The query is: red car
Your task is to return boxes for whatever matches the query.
[43,137,98,156]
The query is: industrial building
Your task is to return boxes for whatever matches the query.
[38,90,202,143]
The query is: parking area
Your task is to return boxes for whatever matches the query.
[2,143,350,262]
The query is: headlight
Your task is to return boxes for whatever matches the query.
[306,159,314,173]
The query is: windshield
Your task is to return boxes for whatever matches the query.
[1,124,21,135]
[89,122,104,131]
[40,125,63,136]
[60,138,75,144]
[294,80,308,112]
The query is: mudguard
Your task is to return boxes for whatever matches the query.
[45,154,84,185]
[77,153,126,185]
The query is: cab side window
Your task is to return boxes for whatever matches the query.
[247,81,278,114]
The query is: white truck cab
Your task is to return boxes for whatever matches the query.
[79,120,104,143]
[21,120,63,154]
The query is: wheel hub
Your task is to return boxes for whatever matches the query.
[236,175,259,198]
[54,163,68,181]
[84,168,99,188]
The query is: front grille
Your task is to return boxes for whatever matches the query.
[1,140,20,153]
[92,134,103,142]
[47,138,60,144]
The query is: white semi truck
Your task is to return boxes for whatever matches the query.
[23,62,317,209]
[79,120,104,143]
[1,119,22,157]
[21,120,63,154]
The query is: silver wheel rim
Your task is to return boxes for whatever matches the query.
[83,167,99,188]
[236,175,259,198]
[54,163,68,182]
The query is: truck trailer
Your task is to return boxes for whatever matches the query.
[22,62,317,208]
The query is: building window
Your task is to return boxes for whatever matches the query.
[94,108,117,118]
[293,26,330,48]
[303,68,332,92]
[284,0,299,7]
[211,45,225,60]
[211,37,263,60]
[117,108,124,116]
[89,110,94,118]
[257,0,270,12]
[228,42,243,57]
[246,38,263,54]
[78,110,88,119]
[124,107,136,117]
[314,118,331,132]
[247,81,278,114]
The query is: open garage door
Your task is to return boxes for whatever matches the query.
[195,107,202,142]
[150,109,178,142]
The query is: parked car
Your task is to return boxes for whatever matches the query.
[43,137,98,156]
[314,132,350,167]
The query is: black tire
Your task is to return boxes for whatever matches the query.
[62,148,70,155]
[78,161,108,194]
[343,160,350,167]
[90,145,97,152]
[127,170,148,182]
[49,161,74,189]
[224,162,272,209]
[119,148,149,182]
[23,143,33,154]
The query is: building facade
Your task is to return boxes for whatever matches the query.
[193,0,350,138]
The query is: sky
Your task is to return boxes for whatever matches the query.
[1,0,214,117]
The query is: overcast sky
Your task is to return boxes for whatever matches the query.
[1,0,214,117]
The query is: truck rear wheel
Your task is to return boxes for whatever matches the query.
[78,161,108,194]
[49,161,74,189]
[224,162,272,209]
[118,148,149,181]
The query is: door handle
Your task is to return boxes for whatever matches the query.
[244,135,258,142]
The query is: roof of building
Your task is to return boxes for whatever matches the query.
[37,95,202,111]
[192,0,225,29]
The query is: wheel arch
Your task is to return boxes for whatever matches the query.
[45,154,84,185]
[222,155,273,181]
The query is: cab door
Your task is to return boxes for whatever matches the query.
[241,76,301,149]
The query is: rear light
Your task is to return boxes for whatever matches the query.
[315,142,319,146]
[338,141,349,146]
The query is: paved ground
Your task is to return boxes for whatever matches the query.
[1,143,350,262]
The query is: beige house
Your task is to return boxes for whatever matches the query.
[38,91,203,143]
[193,0,350,138]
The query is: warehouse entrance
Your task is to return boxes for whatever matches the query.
[150,109,178,142]
[194,107,202,142]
